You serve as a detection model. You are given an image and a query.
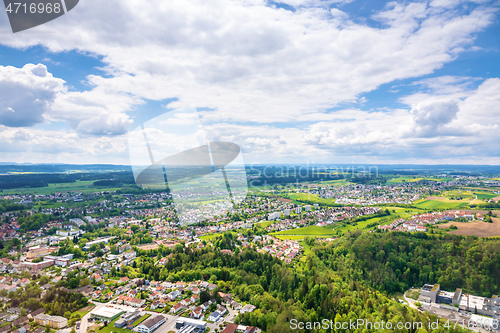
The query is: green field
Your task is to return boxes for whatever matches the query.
[334,217,387,233]
[334,207,426,233]
[271,225,336,237]
[0,180,123,195]
[387,176,453,184]
[442,189,475,199]
[387,176,424,184]
[273,235,321,241]
[473,191,498,201]
[314,179,349,186]
[271,206,427,238]
[413,199,469,209]
[199,233,223,241]
[286,193,336,205]
[410,190,480,209]
[133,314,151,326]
[248,184,274,192]
[256,221,275,228]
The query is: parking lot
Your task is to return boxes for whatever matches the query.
[421,303,497,333]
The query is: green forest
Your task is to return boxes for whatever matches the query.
[316,231,500,296]
[120,232,479,332]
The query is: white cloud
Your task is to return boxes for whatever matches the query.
[0,125,128,163]
[50,86,138,136]
[0,63,137,136]
[0,64,65,127]
[457,78,500,124]
[411,75,480,95]
[275,0,352,7]
[408,100,460,137]
[0,0,498,163]
[0,0,496,125]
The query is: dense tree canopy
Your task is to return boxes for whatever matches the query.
[316,231,500,296]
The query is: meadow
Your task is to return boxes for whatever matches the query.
[0,180,123,195]
[256,221,275,228]
[270,225,336,237]
[472,191,498,201]
[413,199,470,210]
[386,176,453,184]
[269,206,427,238]
[314,179,349,186]
[442,189,475,199]
[333,206,425,233]
[273,235,318,241]
[386,176,423,184]
[199,233,224,241]
[286,192,337,205]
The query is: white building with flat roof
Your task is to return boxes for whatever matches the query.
[83,237,116,251]
[90,307,124,321]
[268,212,280,220]
[175,318,207,331]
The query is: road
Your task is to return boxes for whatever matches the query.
[79,301,106,333]
[470,191,479,205]
[403,293,420,311]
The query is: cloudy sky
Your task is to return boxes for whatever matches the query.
[0,0,499,165]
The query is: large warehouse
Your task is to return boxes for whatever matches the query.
[136,315,166,333]
[90,307,124,322]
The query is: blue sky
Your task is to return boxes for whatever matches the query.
[0,0,499,165]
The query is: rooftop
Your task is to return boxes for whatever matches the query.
[139,315,165,329]
[90,307,123,318]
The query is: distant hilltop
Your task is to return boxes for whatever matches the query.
[0,164,132,173]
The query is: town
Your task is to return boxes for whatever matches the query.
[0,172,499,333]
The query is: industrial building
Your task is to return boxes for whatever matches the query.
[90,307,124,322]
[135,315,165,333]
[114,310,142,328]
[420,284,500,318]
[175,318,207,332]
[420,284,440,303]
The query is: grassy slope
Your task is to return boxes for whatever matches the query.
[256,221,275,228]
[287,193,336,205]
[271,225,335,236]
